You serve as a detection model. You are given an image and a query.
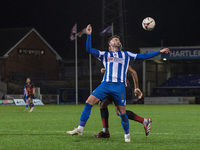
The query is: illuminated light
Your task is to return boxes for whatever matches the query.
[18,48,45,55]
[41,50,44,55]
[163,58,167,61]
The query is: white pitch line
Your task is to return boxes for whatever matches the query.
[0,129,200,136]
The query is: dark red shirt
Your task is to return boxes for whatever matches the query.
[26,83,34,95]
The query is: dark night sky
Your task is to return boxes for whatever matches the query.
[1,0,200,59]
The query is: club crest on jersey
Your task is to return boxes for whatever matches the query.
[121,93,124,100]
[108,57,124,63]
[121,93,125,104]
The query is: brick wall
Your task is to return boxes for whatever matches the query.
[2,31,59,80]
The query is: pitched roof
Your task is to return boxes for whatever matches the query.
[0,27,31,56]
[0,27,62,60]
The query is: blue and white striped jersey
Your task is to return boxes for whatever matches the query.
[86,34,161,83]
[98,50,136,83]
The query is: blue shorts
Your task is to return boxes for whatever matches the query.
[91,82,126,106]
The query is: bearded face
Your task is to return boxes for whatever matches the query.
[109,37,121,51]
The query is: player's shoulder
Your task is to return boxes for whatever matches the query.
[100,50,107,53]
[122,50,131,54]
[125,51,137,54]
[123,51,137,58]
[99,50,107,55]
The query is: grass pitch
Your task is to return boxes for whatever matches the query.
[0,104,200,150]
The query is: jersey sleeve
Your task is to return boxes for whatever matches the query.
[86,34,100,58]
[127,51,137,60]
[136,51,160,59]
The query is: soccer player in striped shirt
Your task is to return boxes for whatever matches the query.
[93,66,150,138]
[67,24,170,142]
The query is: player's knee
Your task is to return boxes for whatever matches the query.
[117,106,126,115]
[86,95,99,105]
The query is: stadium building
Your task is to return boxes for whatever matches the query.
[0,27,62,101]
[0,27,62,81]
[139,46,200,104]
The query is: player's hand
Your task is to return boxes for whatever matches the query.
[134,88,143,99]
[160,48,170,54]
[86,24,92,35]
[101,68,106,74]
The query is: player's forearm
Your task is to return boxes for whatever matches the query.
[86,34,99,57]
[86,34,92,53]
[131,73,139,88]
[128,66,139,88]
[132,77,137,89]
[136,50,160,59]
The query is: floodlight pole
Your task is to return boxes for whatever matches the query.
[112,23,114,36]
[75,23,78,105]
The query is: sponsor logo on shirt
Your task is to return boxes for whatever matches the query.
[108,57,124,63]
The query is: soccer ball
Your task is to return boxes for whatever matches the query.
[142,17,156,31]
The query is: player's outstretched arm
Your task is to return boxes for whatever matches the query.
[135,48,170,60]
[86,24,92,35]
[160,48,170,54]
[86,24,99,57]
[86,24,93,52]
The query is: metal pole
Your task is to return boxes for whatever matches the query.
[102,0,105,51]
[112,22,114,36]
[75,23,78,105]
[143,60,146,96]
